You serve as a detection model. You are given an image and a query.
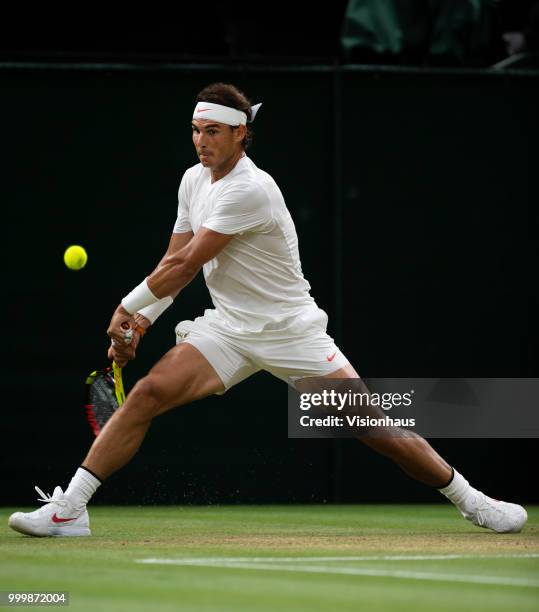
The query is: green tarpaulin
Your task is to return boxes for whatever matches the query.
[341,0,497,61]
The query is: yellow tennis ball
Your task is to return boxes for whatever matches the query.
[64,245,88,270]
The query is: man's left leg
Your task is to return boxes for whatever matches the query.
[297,364,528,534]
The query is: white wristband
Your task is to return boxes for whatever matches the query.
[137,296,174,324]
[121,278,159,314]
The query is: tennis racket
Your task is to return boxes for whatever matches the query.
[84,361,126,436]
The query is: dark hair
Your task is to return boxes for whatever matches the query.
[196,82,253,150]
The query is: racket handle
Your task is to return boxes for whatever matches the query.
[112,361,126,406]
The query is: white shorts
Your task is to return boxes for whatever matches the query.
[175,308,350,393]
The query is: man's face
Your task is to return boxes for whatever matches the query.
[191,119,244,167]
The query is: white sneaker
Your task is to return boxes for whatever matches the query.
[462,491,527,533]
[8,486,91,537]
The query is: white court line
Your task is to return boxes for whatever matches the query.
[135,555,539,588]
[138,553,539,563]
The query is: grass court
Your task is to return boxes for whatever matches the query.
[1,504,538,611]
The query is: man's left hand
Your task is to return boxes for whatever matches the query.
[107,304,136,347]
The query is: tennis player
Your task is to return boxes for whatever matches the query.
[9,83,527,537]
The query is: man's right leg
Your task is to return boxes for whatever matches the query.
[82,342,224,480]
[8,343,224,537]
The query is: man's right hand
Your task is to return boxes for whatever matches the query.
[108,339,134,368]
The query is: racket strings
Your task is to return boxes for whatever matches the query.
[85,369,121,435]
[84,404,101,436]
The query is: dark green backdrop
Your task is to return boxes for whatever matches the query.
[1,64,537,505]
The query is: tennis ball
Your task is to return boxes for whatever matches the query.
[63,245,88,270]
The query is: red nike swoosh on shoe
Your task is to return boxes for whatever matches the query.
[196,108,211,112]
[327,352,337,362]
[51,513,77,523]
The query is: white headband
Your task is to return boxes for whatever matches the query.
[193,101,262,126]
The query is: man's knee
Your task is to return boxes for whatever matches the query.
[119,376,166,424]
[360,431,419,460]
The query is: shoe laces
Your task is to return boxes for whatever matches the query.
[35,485,69,508]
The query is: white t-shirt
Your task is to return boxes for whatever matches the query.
[173,155,322,333]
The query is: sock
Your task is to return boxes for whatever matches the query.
[438,468,478,514]
[64,467,102,509]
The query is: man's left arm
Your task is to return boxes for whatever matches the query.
[108,228,234,344]
[147,227,234,297]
